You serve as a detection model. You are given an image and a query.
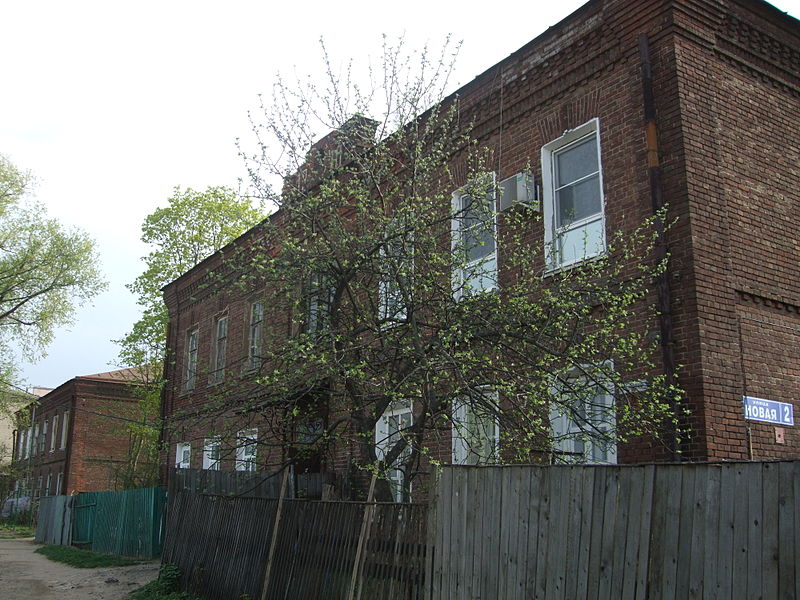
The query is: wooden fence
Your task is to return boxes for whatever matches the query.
[35,487,166,558]
[428,461,800,600]
[72,487,166,557]
[169,467,334,499]
[162,490,428,600]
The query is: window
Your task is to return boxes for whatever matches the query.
[542,118,605,270]
[34,476,42,498]
[38,420,47,455]
[452,389,500,465]
[236,429,258,472]
[378,235,411,324]
[247,302,265,370]
[45,473,51,497]
[306,273,333,333]
[175,442,191,469]
[551,367,617,464]
[452,174,497,298]
[375,403,413,502]
[60,411,69,450]
[32,424,39,457]
[210,315,228,384]
[184,328,199,391]
[50,414,59,452]
[55,472,63,496]
[203,437,221,470]
[23,427,31,459]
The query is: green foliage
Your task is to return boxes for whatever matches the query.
[130,564,198,600]
[0,520,34,538]
[117,186,265,370]
[181,38,682,501]
[0,154,106,388]
[34,544,144,568]
[114,186,263,488]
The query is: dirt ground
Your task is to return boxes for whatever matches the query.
[0,538,160,600]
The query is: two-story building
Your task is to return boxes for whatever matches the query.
[12,368,144,500]
[160,0,800,501]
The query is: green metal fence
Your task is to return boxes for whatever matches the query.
[72,486,166,558]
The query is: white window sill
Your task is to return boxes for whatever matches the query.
[543,250,606,278]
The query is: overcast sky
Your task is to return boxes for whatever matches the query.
[2,0,798,390]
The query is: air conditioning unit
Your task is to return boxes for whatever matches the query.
[499,172,538,211]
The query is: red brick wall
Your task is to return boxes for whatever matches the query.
[66,386,141,493]
[668,0,800,460]
[160,0,800,498]
[16,378,142,496]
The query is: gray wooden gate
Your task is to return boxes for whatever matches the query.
[34,495,74,546]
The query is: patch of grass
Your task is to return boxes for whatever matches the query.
[130,564,200,600]
[0,522,35,538]
[35,544,144,568]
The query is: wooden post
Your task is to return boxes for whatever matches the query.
[348,473,377,600]
[260,468,289,600]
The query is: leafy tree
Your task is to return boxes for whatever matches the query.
[115,186,264,487]
[0,154,105,389]
[118,186,266,370]
[185,39,679,501]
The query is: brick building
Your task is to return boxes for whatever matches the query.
[11,368,143,499]
[160,0,800,500]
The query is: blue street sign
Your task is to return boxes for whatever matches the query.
[743,396,794,426]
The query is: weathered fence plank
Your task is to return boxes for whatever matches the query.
[620,466,642,599]
[762,462,780,599]
[717,464,736,599]
[732,464,749,597]
[688,464,707,599]
[635,464,655,600]
[575,466,595,600]
[610,466,631,600]
[523,466,542,600]
[778,461,794,600]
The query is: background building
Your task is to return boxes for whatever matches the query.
[11,368,144,501]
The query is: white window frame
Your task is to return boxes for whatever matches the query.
[55,472,63,496]
[203,437,221,470]
[175,442,191,469]
[375,402,413,503]
[184,328,199,391]
[451,173,498,299]
[452,389,500,465]
[45,473,51,497]
[24,426,32,459]
[50,414,59,452]
[235,429,258,472]
[550,364,617,464]
[60,411,69,450]
[210,315,228,384]
[247,302,265,371]
[542,118,606,271]
[38,420,47,455]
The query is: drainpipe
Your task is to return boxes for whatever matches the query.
[639,35,680,461]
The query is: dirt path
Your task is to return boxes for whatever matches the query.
[0,538,160,600]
